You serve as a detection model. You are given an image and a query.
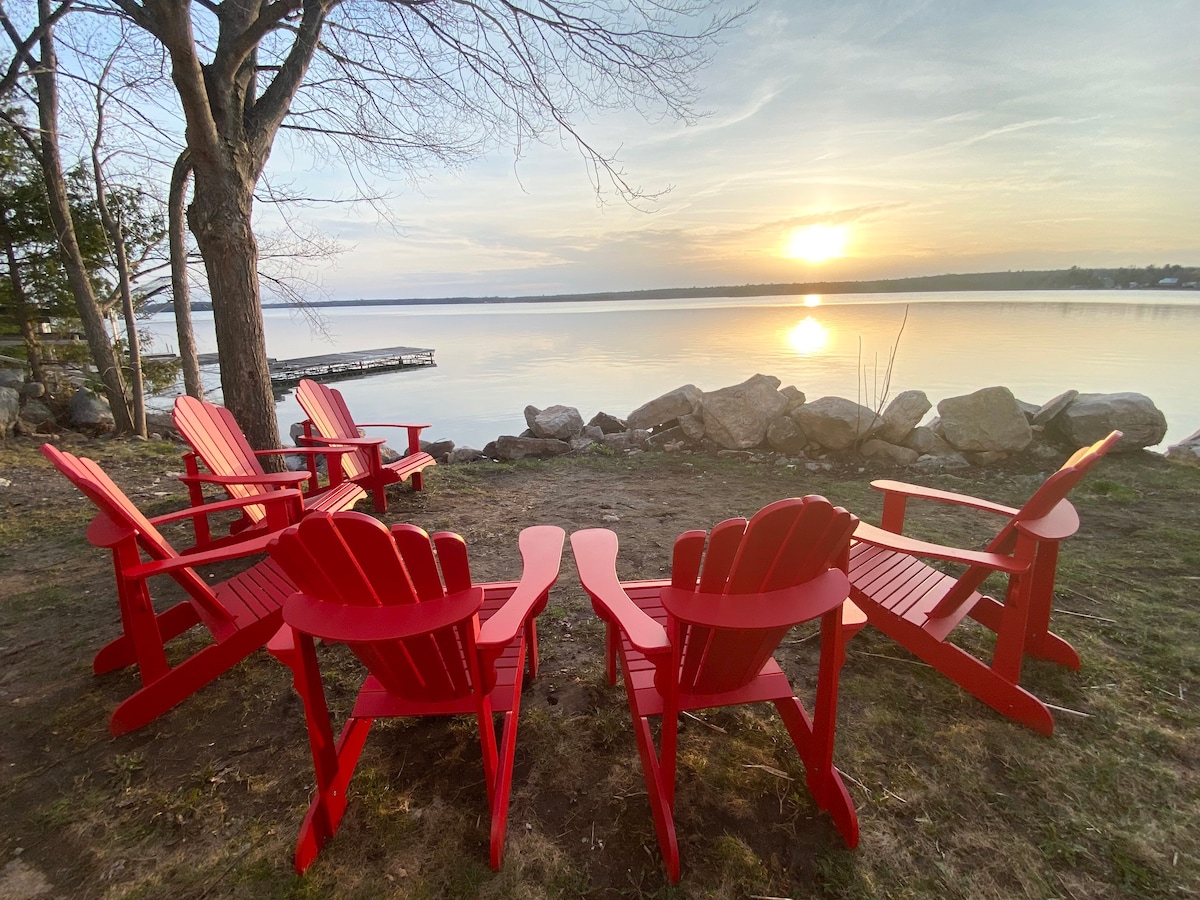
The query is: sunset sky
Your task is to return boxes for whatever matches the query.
[262,0,1199,301]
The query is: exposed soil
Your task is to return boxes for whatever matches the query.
[1,429,1197,899]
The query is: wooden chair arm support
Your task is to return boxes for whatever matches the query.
[179,470,310,488]
[570,529,671,656]
[261,444,359,459]
[283,586,484,644]
[477,526,565,649]
[870,480,1021,517]
[659,569,850,630]
[1014,499,1080,542]
[298,434,386,449]
[121,530,280,579]
[147,490,305,528]
[853,521,1028,574]
[356,422,430,432]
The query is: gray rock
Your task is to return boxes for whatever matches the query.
[701,374,788,450]
[1166,427,1200,464]
[791,396,882,451]
[16,399,56,434]
[494,435,571,460]
[21,382,45,399]
[1032,389,1079,426]
[913,452,972,472]
[67,389,115,433]
[647,425,686,448]
[0,386,18,437]
[289,422,309,445]
[600,429,652,453]
[524,404,584,440]
[626,384,702,431]
[964,450,1011,466]
[766,416,808,454]
[678,413,706,442]
[936,386,1032,453]
[1016,399,1041,420]
[860,439,920,466]
[1056,392,1167,451]
[580,425,605,442]
[780,386,807,414]
[0,369,23,390]
[901,425,956,456]
[587,411,627,434]
[875,390,932,444]
[422,439,456,460]
[569,434,599,452]
[447,447,489,464]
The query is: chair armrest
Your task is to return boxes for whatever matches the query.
[147,490,304,528]
[284,586,483,643]
[660,569,850,629]
[477,526,565,649]
[570,529,670,656]
[870,480,1020,517]
[297,434,386,449]
[853,521,1028,574]
[123,529,280,578]
[179,471,309,488]
[356,422,430,431]
[1015,499,1079,542]
[262,444,360,458]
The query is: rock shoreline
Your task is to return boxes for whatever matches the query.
[411,376,1200,470]
[5,366,1200,467]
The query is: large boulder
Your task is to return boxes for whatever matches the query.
[791,396,882,452]
[626,384,702,431]
[0,369,23,390]
[936,386,1032,453]
[587,411,627,434]
[493,435,571,460]
[16,399,56,434]
[1055,392,1167,451]
[1166,428,1200,464]
[1031,389,1079,426]
[766,416,808,454]
[701,374,788,450]
[875,390,932,444]
[0,386,18,437]
[860,439,920,466]
[67,388,115,434]
[524,404,583,440]
[901,424,956,456]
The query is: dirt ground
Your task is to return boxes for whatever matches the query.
[1,429,1197,899]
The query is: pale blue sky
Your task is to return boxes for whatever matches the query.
[258,0,1199,300]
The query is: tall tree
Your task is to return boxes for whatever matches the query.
[1,0,135,430]
[102,0,739,453]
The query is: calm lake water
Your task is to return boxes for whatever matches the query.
[145,290,1200,451]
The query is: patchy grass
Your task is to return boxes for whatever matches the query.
[0,436,1197,898]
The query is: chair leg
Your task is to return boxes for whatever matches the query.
[487,641,527,870]
[775,697,859,848]
[93,601,200,675]
[631,713,680,883]
[107,617,277,736]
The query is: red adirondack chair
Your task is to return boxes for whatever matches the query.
[847,430,1121,734]
[264,512,565,873]
[174,395,367,549]
[295,378,436,512]
[41,444,297,736]
[571,496,861,882]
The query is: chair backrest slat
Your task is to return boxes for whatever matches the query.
[296,380,372,480]
[673,496,857,696]
[270,512,477,704]
[174,396,272,523]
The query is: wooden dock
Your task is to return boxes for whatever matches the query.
[197,346,435,387]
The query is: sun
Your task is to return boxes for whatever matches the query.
[785,224,848,263]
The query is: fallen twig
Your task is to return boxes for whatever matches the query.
[742,763,792,781]
[858,651,932,668]
[681,710,727,734]
[1058,609,1117,624]
[1045,703,1091,718]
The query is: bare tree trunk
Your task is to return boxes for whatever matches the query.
[187,170,279,456]
[169,150,203,399]
[32,0,133,431]
[92,156,147,437]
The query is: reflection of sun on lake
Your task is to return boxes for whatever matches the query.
[787,316,829,355]
[804,294,821,307]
